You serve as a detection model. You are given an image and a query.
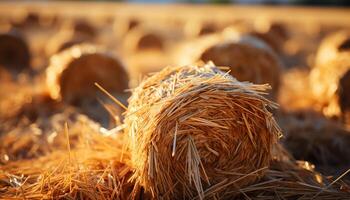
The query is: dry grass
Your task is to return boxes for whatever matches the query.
[0,117,134,200]
[125,62,281,199]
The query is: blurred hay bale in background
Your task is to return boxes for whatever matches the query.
[123,24,183,80]
[125,62,281,199]
[314,31,350,67]
[46,43,129,126]
[278,68,319,112]
[277,110,350,178]
[310,31,350,123]
[175,29,283,98]
[0,29,31,73]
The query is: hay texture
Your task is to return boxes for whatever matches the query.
[175,30,283,98]
[125,62,281,199]
[310,32,350,121]
[46,43,129,103]
[0,119,134,199]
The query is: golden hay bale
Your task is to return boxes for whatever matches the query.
[125,62,281,199]
[0,30,30,72]
[175,30,283,98]
[46,44,129,103]
[310,31,350,123]
[314,30,350,67]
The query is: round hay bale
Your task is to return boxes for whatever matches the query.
[73,20,97,39]
[0,30,30,72]
[123,26,166,53]
[315,30,350,67]
[250,22,288,54]
[125,62,281,199]
[176,31,283,98]
[123,24,182,54]
[309,31,350,118]
[199,22,219,36]
[46,44,129,103]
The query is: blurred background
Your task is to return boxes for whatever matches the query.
[1,1,350,198]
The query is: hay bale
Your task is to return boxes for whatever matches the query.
[310,31,350,122]
[123,25,180,82]
[314,30,350,67]
[73,20,97,39]
[46,44,129,126]
[123,26,166,53]
[277,110,350,174]
[125,62,281,199]
[0,30,30,72]
[250,22,288,54]
[46,44,129,103]
[175,31,283,98]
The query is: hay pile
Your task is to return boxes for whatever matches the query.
[310,31,350,122]
[277,110,350,177]
[0,119,135,199]
[125,62,281,199]
[175,30,282,98]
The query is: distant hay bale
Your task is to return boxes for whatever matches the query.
[311,31,350,120]
[0,30,30,72]
[123,26,166,53]
[314,30,350,67]
[250,22,289,54]
[73,20,97,39]
[176,31,283,98]
[278,110,350,169]
[46,44,129,103]
[123,25,180,82]
[125,62,281,199]
[45,30,87,56]
[123,24,183,54]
